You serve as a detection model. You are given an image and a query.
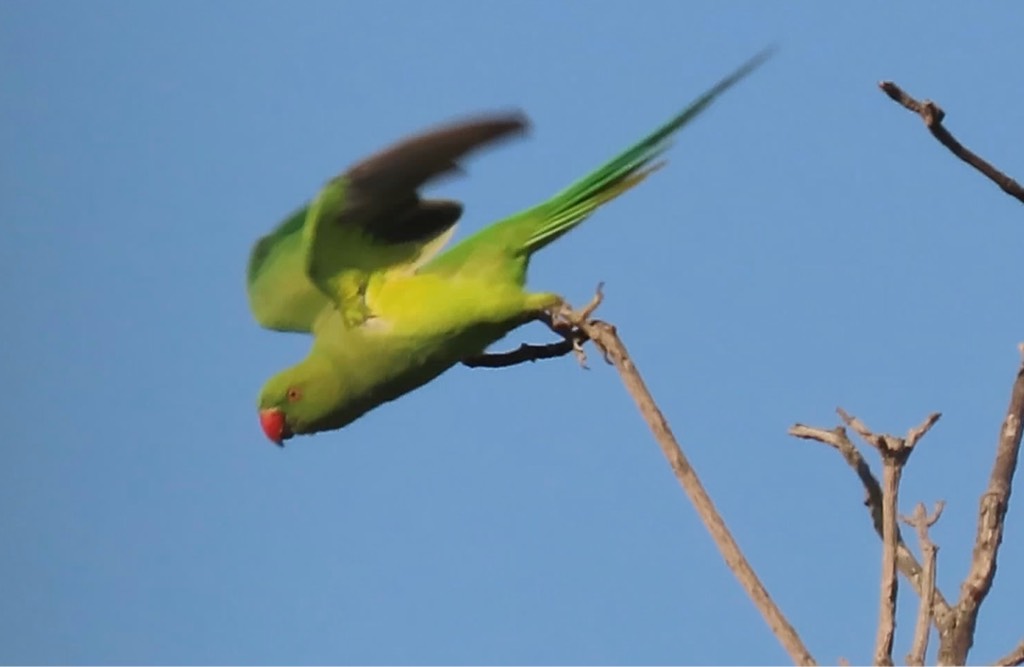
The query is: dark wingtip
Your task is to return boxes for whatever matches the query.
[489,109,530,136]
[433,109,531,144]
[344,109,533,194]
[446,108,529,132]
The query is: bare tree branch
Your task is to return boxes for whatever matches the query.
[788,424,954,626]
[882,77,1024,662]
[556,288,817,666]
[907,413,945,449]
[836,408,884,448]
[834,410,938,666]
[834,411,902,666]
[994,638,1024,667]
[902,501,946,666]
[879,81,1024,205]
[874,459,901,666]
[939,346,1024,665]
[794,350,1022,665]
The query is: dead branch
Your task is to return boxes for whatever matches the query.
[875,460,900,666]
[834,410,939,666]
[555,287,816,666]
[793,349,1023,665]
[902,501,946,666]
[788,424,953,625]
[994,638,1024,667]
[879,81,1024,205]
[938,346,1024,665]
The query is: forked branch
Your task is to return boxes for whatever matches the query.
[788,421,953,627]
[792,346,1024,666]
[835,410,939,666]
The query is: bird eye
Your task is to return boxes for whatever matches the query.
[286,387,302,402]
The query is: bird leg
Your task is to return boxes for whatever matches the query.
[338,272,374,328]
[461,283,605,370]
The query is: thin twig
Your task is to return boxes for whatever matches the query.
[994,638,1024,667]
[902,501,946,666]
[939,346,1024,665]
[879,81,1024,205]
[558,288,816,666]
[837,408,884,448]
[907,414,943,448]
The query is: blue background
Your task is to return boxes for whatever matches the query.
[3,2,1022,664]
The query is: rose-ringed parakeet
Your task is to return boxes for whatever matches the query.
[248,52,771,445]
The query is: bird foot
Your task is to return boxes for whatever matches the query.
[543,282,605,369]
[341,300,373,328]
[462,283,608,370]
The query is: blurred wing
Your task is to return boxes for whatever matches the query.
[247,206,327,333]
[247,112,528,332]
[303,113,528,320]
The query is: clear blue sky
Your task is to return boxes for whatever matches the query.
[3,2,1022,664]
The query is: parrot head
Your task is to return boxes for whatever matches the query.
[257,361,344,446]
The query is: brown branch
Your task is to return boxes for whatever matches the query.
[994,638,1024,667]
[833,411,938,666]
[793,412,938,665]
[874,458,901,666]
[788,423,953,627]
[558,287,816,666]
[939,345,1024,665]
[902,501,946,666]
[879,81,1024,205]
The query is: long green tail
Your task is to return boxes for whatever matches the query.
[425,48,774,273]
[523,48,774,252]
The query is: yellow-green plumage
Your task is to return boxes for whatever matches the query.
[248,50,772,443]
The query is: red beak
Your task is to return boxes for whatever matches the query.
[259,408,289,446]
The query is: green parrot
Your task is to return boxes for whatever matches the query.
[248,51,771,445]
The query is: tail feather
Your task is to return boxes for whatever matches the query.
[525,161,666,251]
[521,48,775,254]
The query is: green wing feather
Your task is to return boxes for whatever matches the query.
[246,114,528,331]
[246,198,462,333]
[247,206,329,333]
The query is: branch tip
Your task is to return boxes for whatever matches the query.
[880,79,1024,205]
